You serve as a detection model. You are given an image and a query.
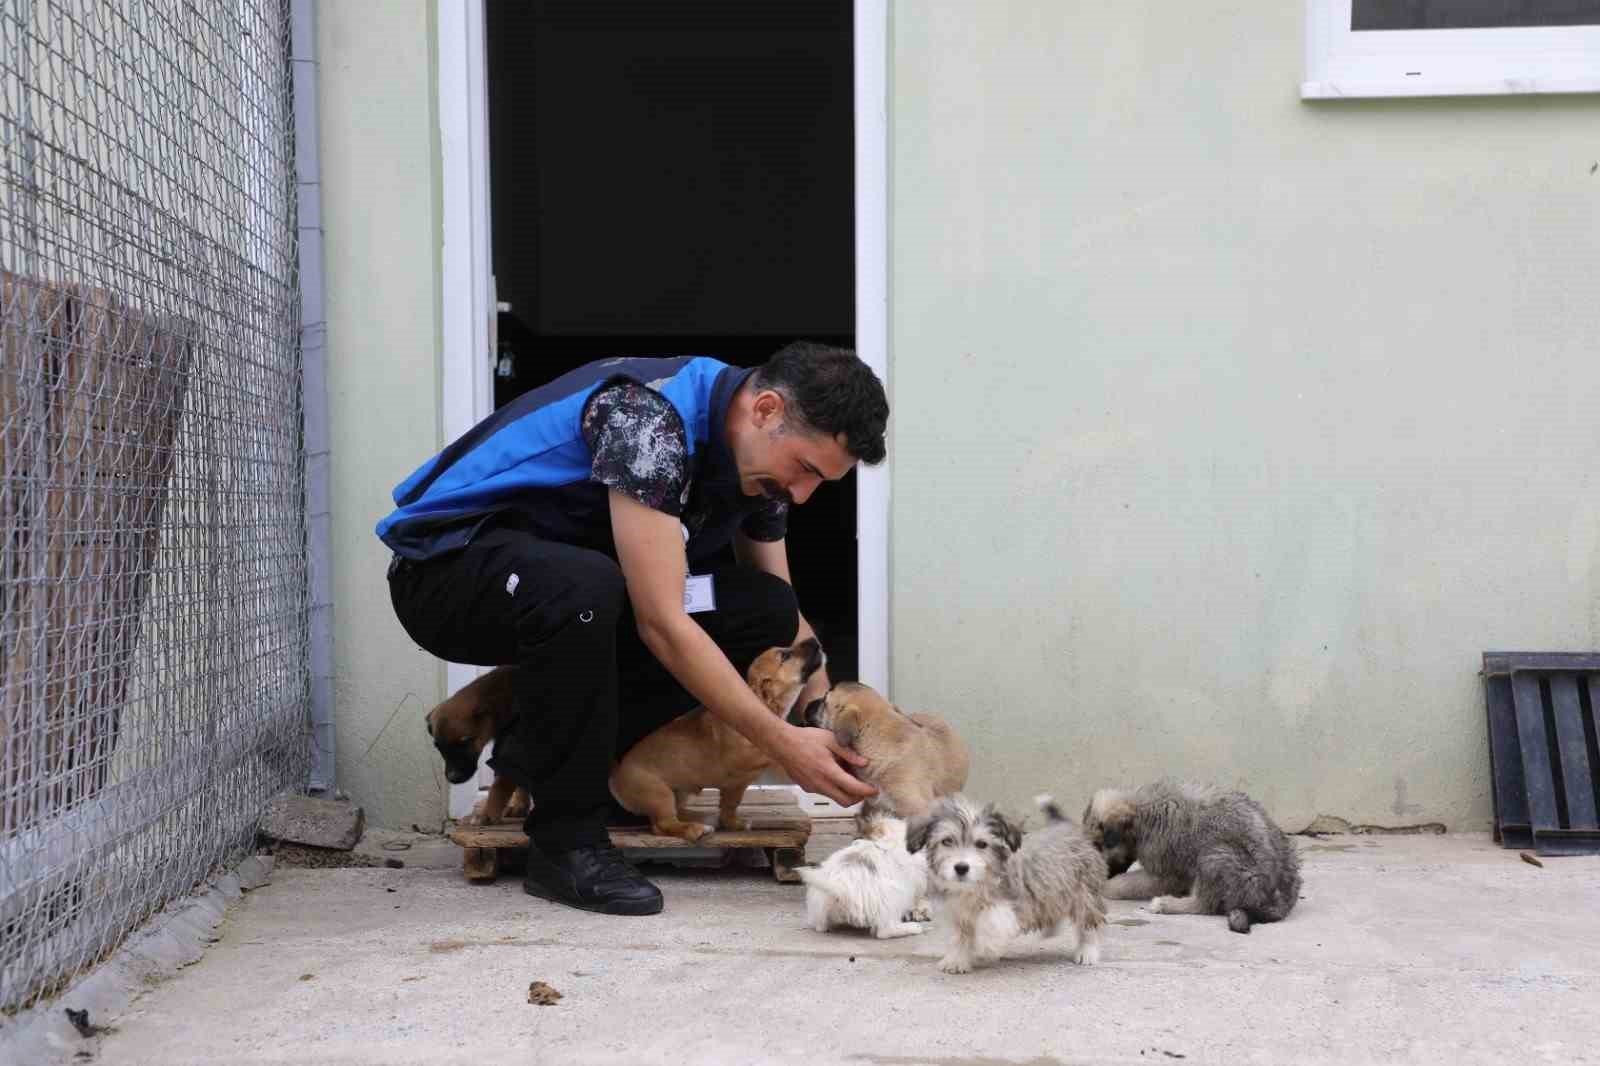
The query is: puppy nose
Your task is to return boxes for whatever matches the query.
[954,862,969,877]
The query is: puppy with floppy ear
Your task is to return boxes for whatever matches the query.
[909,794,1106,974]
[424,665,530,826]
[800,682,969,819]
[609,639,825,842]
[797,814,931,939]
[1082,779,1301,934]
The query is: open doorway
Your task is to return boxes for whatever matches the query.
[484,0,862,681]
[438,0,886,817]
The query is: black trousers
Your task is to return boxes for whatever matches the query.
[388,524,799,851]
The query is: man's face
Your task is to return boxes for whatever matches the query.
[735,390,856,506]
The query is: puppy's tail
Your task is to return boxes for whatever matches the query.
[1034,794,1069,823]
[1227,908,1252,934]
[795,866,830,892]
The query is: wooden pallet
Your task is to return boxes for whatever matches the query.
[447,804,812,884]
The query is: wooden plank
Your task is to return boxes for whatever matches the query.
[768,847,805,884]
[1547,674,1597,830]
[463,847,498,882]
[449,820,809,851]
[0,274,65,835]
[1483,673,1530,845]
[611,825,809,850]
[1484,652,1600,675]
[1511,673,1561,832]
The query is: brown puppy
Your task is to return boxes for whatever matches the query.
[800,682,968,819]
[609,638,824,842]
[424,665,530,826]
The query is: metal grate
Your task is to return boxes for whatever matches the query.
[1482,652,1600,857]
[0,0,308,1008]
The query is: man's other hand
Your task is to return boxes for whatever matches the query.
[771,725,876,807]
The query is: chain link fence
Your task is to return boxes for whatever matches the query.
[0,0,309,1009]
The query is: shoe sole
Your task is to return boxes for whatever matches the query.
[522,879,664,916]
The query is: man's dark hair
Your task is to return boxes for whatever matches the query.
[751,341,889,465]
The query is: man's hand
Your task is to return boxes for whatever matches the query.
[770,724,877,807]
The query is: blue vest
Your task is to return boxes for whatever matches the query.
[376,356,760,564]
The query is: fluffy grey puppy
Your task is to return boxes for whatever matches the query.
[1082,779,1301,934]
[908,794,1107,974]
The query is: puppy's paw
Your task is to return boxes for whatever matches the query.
[718,815,750,832]
[1072,940,1101,966]
[503,797,530,819]
[873,921,928,939]
[460,810,487,828]
[938,953,973,975]
[906,902,934,923]
[1146,896,1175,914]
[683,823,715,843]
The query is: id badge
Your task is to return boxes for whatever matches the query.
[684,574,716,614]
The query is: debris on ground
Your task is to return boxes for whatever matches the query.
[527,981,562,1006]
[384,858,405,868]
[259,792,365,850]
[265,843,391,868]
[64,1007,105,1038]
[1297,814,1446,837]
[1520,851,1544,868]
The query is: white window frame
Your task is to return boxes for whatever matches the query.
[436,0,890,819]
[1303,0,1600,98]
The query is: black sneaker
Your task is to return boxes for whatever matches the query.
[522,842,663,916]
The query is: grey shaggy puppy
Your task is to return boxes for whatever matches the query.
[1082,779,1301,934]
[908,794,1107,974]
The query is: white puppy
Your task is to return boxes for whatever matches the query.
[798,816,932,939]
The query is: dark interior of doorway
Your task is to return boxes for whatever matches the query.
[484,0,860,682]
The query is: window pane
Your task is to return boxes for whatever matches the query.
[1352,0,1600,30]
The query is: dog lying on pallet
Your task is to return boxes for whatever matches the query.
[608,638,826,842]
[424,665,530,827]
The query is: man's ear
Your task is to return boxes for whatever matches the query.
[752,388,786,428]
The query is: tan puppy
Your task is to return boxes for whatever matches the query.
[424,665,531,826]
[609,638,824,842]
[800,682,969,818]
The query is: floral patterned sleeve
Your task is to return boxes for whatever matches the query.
[580,381,690,517]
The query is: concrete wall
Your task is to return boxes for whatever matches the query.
[317,1,448,828]
[888,2,1600,830]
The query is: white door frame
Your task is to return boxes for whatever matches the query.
[436,0,890,819]
[437,0,495,817]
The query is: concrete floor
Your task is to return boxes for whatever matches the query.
[73,832,1600,1066]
